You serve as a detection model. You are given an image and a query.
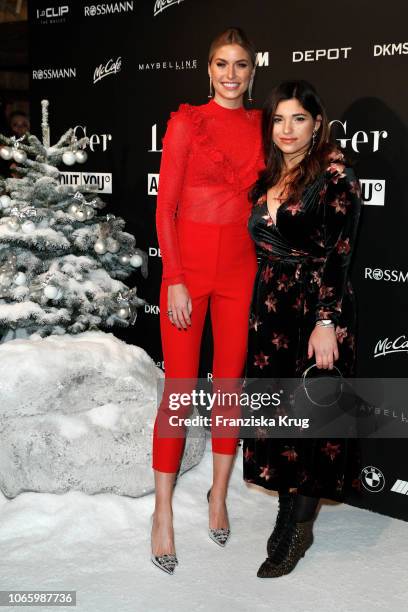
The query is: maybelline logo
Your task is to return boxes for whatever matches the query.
[84,1,134,16]
[374,336,408,358]
[73,126,112,152]
[329,120,388,152]
[139,59,197,71]
[148,173,159,196]
[374,42,408,56]
[32,68,76,80]
[59,172,112,194]
[154,0,184,17]
[359,179,385,206]
[36,6,69,23]
[365,268,408,283]
[293,47,352,62]
[93,58,121,84]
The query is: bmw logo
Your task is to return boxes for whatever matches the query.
[360,466,385,493]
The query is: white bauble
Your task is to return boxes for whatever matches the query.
[119,253,130,265]
[107,239,120,253]
[75,209,87,222]
[62,151,76,166]
[117,306,130,319]
[14,272,27,286]
[13,149,27,163]
[130,254,143,268]
[44,285,59,299]
[86,206,95,219]
[94,238,107,255]
[7,217,20,231]
[0,194,12,209]
[0,146,13,160]
[21,220,36,233]
[75,150,88,164]
[68,203,79,215]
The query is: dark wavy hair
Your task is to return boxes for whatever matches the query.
[251,80,336,204]
[208,27,257,67]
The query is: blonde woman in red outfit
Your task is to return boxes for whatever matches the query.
[151,27,263,574]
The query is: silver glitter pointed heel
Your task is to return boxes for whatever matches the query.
[207,489,231,547]
[150,514,178,574]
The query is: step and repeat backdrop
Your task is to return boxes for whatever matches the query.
[28,0,408,520]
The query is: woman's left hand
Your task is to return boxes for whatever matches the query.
[307,326,339,369]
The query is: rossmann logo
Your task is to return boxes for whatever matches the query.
[36,6,69,23]
[93,57,121,84]
[374,42,408,56]
[365,268,408,283]
[32,68,76,80]
[374,336,408,358]
[84,1,134,16]
[293,47,352,62]
[154,0,184,17]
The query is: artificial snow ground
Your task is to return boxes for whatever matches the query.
[0,438,406,612]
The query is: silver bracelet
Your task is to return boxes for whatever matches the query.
[315,319,334,328]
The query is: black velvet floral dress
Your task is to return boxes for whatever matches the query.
[242,155,362,500]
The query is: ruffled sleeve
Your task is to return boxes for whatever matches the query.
[155,105,193,285]
[314,155,362,324]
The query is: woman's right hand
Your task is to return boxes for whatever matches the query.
[167,283,192,329]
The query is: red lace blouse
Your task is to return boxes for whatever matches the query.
[156,98,263,285]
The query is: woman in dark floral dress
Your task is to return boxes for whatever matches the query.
[242,81,362,578]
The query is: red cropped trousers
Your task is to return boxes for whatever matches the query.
[152,218,257,473]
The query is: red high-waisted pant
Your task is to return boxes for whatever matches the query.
[152,217,257,473]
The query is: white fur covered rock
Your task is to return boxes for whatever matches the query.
[0,331,205,498]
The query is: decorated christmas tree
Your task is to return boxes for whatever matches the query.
[0,100,146,342]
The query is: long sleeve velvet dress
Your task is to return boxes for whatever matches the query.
[242,155,362,500]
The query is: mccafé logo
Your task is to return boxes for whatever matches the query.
[374,42,408,56]
[154,0,184,17]
[329,120,388,153]
[93,57,122,84]
[293,47,352,62]
[365,268,408,283]
[374,336,408,358]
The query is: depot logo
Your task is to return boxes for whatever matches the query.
[374,335,408,358]
[374,42,408,56]
[293,47,352,62]
[365,268,408,283]
[359,179,385,206]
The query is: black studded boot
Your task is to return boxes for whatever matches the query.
[266,491,296,557]
[257,494,319,578]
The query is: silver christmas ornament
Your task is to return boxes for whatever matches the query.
[0,194,12,209]
[55,288,63,300]
[75,208,87,222]
[117,306,130,319]
[14,272,27,286]
[75,150,88,164]
[68,203,79,215]
[13,149,27,164]
[21,220,36,234]
[62,151,76,166]
[107,239,120,253]
[44,285,59,299]
[7,217,20,231]
[0,273,11,287]
[130,254,143,268]
[0,146,13,160]
[119,253,130,265]
[85,206,95,219]
[94,238,107,255]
